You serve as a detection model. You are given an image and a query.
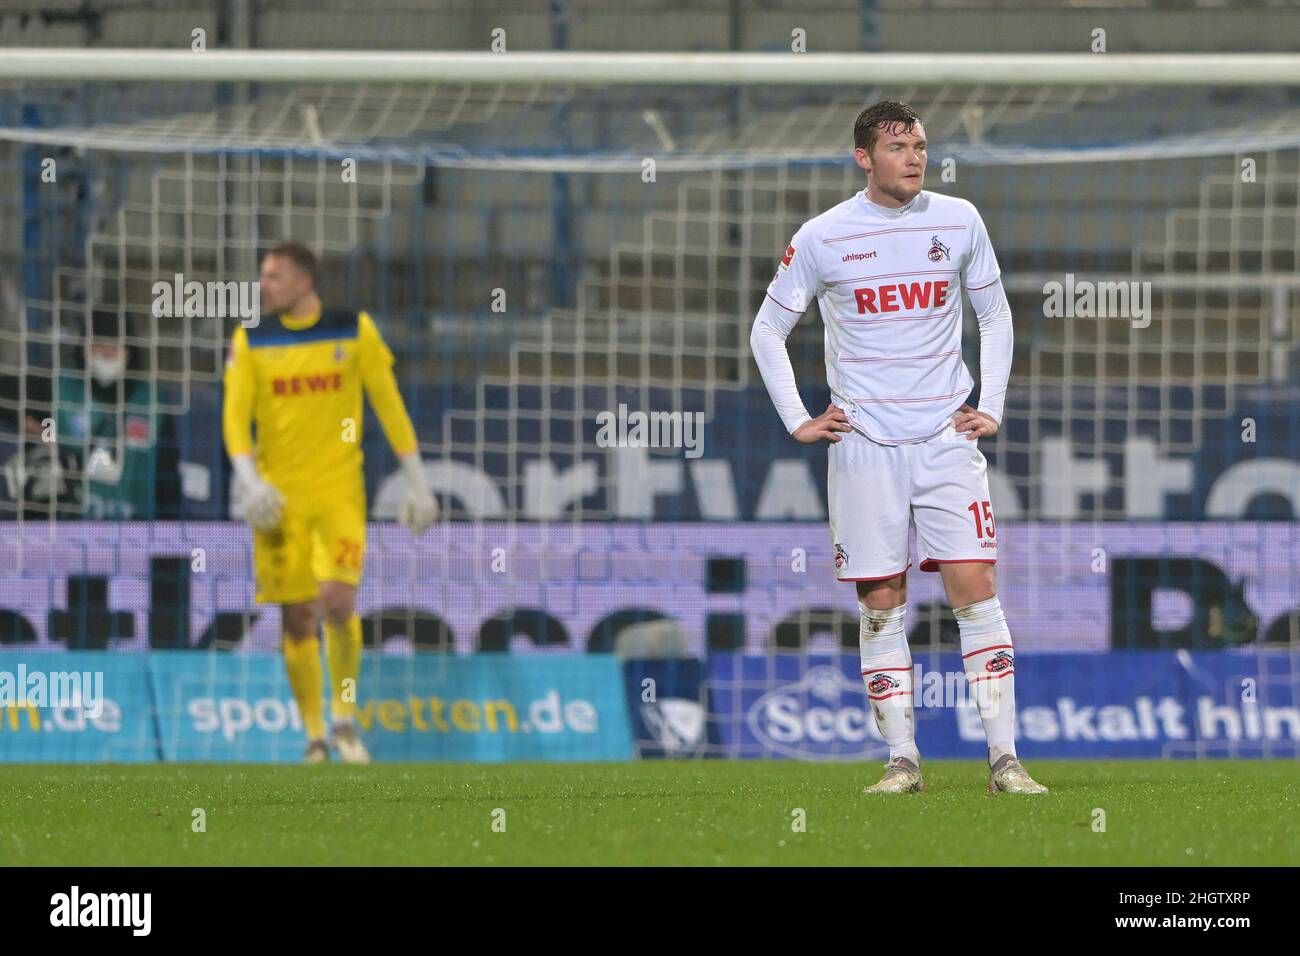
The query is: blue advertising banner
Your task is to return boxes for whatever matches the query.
[707,651,1300,760]
[4,648,1296,762]
[150,652,633,762]
[0,651,157,763]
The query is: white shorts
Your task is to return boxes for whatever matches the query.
[828,421,998,581]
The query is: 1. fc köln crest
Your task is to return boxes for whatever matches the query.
[928,235,951,262]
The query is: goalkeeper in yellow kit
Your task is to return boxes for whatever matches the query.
[222,241,438,764]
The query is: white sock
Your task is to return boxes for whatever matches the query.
[955,595,1017,767]
[859,604,919,764]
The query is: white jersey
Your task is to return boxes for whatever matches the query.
[760,189,1002,445]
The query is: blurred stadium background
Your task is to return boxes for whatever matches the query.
[0,0,1297,764]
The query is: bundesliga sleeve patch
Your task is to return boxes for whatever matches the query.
[780,244,796,268]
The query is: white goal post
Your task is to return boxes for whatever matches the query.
[2,49,1298,86]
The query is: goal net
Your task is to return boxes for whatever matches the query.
[0,51,1296,759]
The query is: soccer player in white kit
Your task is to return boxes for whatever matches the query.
[750,101,1048,795]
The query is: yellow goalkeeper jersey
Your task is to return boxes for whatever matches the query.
[222,307,418,500]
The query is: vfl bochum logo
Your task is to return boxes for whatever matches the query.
[928,236,951,262]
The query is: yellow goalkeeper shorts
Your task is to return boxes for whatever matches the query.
[252,489,367,604]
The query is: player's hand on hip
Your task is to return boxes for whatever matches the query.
[398,452,439,535]
[953,403,998,440]
[792,403,854,444]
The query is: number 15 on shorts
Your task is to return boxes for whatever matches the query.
[968,499,996,540]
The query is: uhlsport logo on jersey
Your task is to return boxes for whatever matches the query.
[744,665,889,761]
[841,250,878,263]
[927,235,951,261]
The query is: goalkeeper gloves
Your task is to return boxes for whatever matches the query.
[232,455,284,531]
[398,452,438,535]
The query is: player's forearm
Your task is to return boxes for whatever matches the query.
[750,297,812,435]
[221,329,256,459]
[364,369,419,457]
[969,278,1014,425]
[221,392,255,459]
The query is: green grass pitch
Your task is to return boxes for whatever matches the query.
[2,760,1296,866]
